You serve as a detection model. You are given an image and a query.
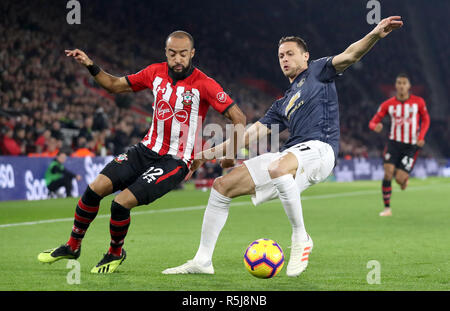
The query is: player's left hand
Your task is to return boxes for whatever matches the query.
[371,16,403,39]
[417,140,425,148]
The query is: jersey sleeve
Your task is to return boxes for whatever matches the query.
[369,100,389,130]
[310,56,342,82]
[418,97,430,140]
[258,100,287,132]
[202,78,235,114]
[125,65,156,92]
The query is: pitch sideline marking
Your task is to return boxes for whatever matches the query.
[0,184,444,229]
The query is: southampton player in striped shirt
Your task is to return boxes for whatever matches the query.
[37,31,246,273]
[369,73,430,216]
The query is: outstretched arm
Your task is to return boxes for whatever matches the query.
[185,121,269,179]
[65,49,132,94]
[332,16,403,73]
[202,120,268,161]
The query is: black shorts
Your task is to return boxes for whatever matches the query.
[100,143,189,206]
[383,140,420,173]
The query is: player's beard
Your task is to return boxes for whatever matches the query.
[168,59,193,81]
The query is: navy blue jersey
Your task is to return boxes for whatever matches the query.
[259,56,341,159]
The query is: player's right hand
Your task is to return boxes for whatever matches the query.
[374,123,383,133]
[417,140,425,148]
[65,49,93,66]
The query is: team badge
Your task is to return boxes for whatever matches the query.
[297,77,306,88]
[181,90,195,105]
[114,153,128,163]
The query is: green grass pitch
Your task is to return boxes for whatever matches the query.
[0,177,449,291]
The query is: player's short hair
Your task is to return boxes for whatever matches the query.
[396,73,410,81]
[166,30,195,49]
[278,36,308,52]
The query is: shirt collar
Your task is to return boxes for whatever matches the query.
[290,66,309,88]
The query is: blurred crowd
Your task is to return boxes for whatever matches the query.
[1,0,448,160]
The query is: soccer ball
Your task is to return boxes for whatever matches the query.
[243,238,284,279]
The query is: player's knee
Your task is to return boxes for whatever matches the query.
[89,174,113,197]
[268,160,291,179]
[212,176,231,197]
[113,189,138,209]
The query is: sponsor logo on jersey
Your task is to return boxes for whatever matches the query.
[156,100,174,121]
[156,100,189,124]
[156,85,166,95]
[216,92,227,103]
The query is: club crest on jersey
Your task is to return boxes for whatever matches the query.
[297,77,306,88]
[181,90,195,105]
[114,153,128,163]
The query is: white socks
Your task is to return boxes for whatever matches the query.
[193,188,231,266]
[271,174,308,243]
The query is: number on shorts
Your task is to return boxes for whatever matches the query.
[401,156,414,171]
[142,166,164,183]
[297,144,311,152]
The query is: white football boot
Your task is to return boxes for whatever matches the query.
[162,260,214,275]
[286,234,313,277]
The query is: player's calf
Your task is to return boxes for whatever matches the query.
[395,170,409,191]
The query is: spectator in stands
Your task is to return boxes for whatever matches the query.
[0,126,22,155]
[78,116,94,142]
[34,129,51,154]
[50,120,64,141]
[71,136,95,157]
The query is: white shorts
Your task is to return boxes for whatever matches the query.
[243,140,335,206]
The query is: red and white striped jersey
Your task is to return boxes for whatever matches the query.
[369,94,430,145]
[126,62,234,166]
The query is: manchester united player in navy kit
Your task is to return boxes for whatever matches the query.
[369,73,430,216]
[37,31,246,273]
[164,16,404,277]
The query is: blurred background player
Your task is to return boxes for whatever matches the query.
[45,150,82,198]
[37,31,246,273]
[369,73,430,216]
